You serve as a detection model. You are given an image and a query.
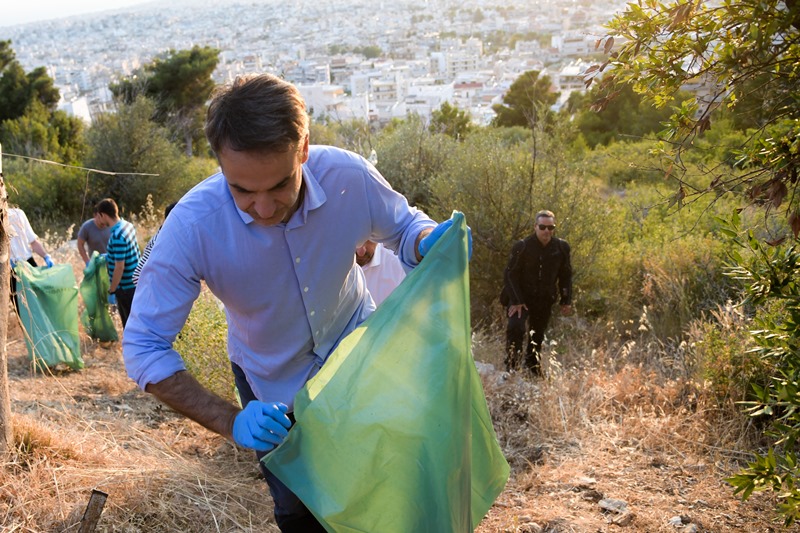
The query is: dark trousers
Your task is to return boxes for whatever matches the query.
[505,300,554,375]
[10,256,38,314]
[114,287,136,329]
[231,362,326,533]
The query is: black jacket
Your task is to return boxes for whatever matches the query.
[503,235,572,307]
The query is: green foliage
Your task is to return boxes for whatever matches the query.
[597,0,800,224]
[639,235,734,339]
[84,95,215,216]
[491,70,558,129]
[111,45,220,156]
[309,118,374,156]
[429,101,473,140]
[374,114,456,208]
[0,41,60,124]
[572,85,683,148]
[721,210,800,524]
[4,158,87,233]
[1,100,86,164]
[578,180,740,333]
[582,139,665,187]
[0,40,84,164]
[173,289,236,403]
[353,45,382,59]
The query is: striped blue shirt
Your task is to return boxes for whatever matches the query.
[107,218,140,291]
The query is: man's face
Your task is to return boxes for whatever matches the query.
[534,216,556,245]
[219,137,309,226]
[355,240,378,266]
[94,213,111,228]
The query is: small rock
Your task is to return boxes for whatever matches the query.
[683,525,699,533]
[517,523,542,533]
[582,489,604,502]
[599,498,628,514]
[475,361,495,376]
[668,515,684,526]
[612,512,635,526]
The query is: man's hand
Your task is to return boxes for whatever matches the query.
[232,401,292,452]
[44,255,54,268]
[560,304,572,316]
[417,219,473,260]
[508,304,527,318]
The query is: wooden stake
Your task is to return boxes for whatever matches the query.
[78,489,108,533]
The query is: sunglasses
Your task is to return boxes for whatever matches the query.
[538,224,556,231]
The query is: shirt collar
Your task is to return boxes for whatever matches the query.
[365,245,383,268]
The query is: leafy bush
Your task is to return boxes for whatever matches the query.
[84,96,215,215]
[722,212,800,525]
[4,159,88,233]
[374,114,456,209]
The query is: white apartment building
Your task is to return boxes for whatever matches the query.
[296,83,347,120]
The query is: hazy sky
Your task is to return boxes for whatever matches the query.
[2,1,148,27]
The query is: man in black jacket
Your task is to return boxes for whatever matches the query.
[503,210,572,375]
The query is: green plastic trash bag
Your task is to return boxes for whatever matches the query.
[15,261,84,371]
[79,252,118,342]
[264,212,510,532]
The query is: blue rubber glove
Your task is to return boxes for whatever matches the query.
[232,401,291,451]
[417,219,473,259]
[44,255,54,268]
[107,293,116,306]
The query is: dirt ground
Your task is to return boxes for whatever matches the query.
[4,314,791,532]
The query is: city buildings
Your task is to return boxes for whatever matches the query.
[0,0,628,128]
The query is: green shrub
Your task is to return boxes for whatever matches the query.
[721,211,800,525]
[687,303,767,409]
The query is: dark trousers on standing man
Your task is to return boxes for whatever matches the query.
[505,299,554,375]
[231,362,327,533]
[114,287,136,329]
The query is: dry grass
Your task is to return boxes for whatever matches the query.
[4,328,280,532]
[472,322,780,532]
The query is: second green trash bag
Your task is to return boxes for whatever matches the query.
[79,252,119,342]
[264,212,510,532]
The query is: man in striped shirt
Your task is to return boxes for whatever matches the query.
[95,198,140,328]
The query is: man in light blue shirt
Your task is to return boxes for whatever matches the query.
[122,74,457,532]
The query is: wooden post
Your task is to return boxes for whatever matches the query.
[78,489,108,533]
[0,143,12,458]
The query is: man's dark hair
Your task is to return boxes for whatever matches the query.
[205,74,309,156]
[535,210,555,221]
[94,198,119,218]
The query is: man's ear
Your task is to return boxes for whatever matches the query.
[300,135,310,163]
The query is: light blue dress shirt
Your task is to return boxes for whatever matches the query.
[122,145,435,409]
